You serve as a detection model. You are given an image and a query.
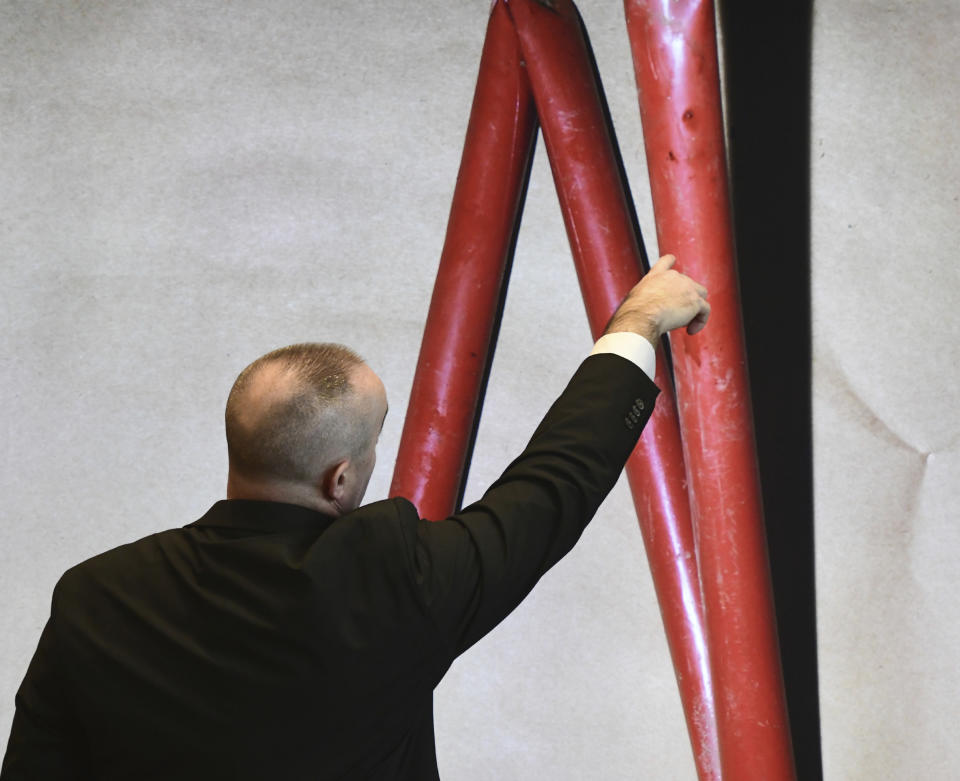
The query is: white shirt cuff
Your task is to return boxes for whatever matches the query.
[590,332,656,381]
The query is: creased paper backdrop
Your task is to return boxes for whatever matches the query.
[2,1,958,778]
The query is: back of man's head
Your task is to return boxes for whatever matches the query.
[224,343,368,488]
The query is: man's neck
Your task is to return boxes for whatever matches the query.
[225,470,340,516]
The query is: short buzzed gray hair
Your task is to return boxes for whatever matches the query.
[225,343,367,483]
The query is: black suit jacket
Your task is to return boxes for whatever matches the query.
[2,353,658,780]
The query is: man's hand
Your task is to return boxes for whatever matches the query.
[605,254,710,346]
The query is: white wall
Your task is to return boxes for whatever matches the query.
[2,1,957,778]
[812,3,960,778]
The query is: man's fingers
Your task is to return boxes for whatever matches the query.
[686,301,711,335]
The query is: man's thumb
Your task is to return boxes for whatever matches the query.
[650,254,676,274]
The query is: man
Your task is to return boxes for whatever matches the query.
[2,255,709,780]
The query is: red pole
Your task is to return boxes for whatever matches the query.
[389,1,538,520]
[623,1,796,777]
[506,1,721,777]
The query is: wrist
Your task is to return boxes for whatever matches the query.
[605,313,660,347]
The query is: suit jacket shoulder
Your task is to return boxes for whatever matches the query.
[388,352,659,657]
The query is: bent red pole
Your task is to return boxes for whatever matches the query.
[506,1,720,777]
[624,1,796,777]
[389,1,538,521]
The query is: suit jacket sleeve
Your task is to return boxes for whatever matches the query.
[1,582,88,780]
[398,352,659,660]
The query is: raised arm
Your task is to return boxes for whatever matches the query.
[406,255,709,657]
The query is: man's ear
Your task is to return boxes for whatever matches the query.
[320,459,351,504]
